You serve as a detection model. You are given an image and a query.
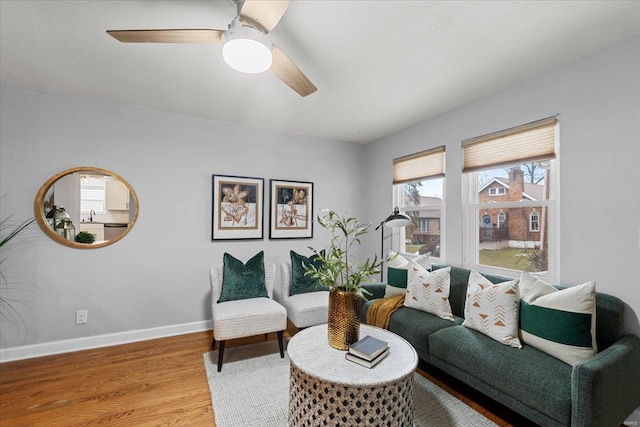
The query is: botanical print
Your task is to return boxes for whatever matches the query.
[274,185,308,230]
[212,175,263,241]
[269,179,313,239]
[218,181,258,229]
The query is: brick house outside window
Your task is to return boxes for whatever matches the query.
[477,167,545,248]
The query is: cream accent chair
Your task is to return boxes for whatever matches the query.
[210,261,287,372]
[275,261,329,329]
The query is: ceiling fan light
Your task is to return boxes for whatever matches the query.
[223,39,272,73]
[222,24,272,74]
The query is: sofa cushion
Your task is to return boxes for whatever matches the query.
[385,251,431,297]
[462,271,521,348]
[430,325,572,426]
[519,271,597,365]
[219,251,268,303]
[290,250,325,295]
[593,291,626,350]
[386,306,463,361]
[404,264,454,321]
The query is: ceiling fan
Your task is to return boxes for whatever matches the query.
[107,0,317,97]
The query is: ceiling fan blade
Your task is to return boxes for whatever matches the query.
[270,44,317,97]
[107,29,224,44]
[239,0,291,33]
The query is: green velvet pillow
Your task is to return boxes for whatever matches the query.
[218,251,268,303]
[290,250,325,295]
[387,267,408,288]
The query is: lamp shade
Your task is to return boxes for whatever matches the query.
[383,207,411,228]
[222,22,272,74]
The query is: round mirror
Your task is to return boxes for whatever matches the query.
[34,167,139,249]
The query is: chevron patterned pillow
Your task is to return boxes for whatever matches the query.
[462,270,522,348]
[404,264,454,321]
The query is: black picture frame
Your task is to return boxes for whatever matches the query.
[269,179,313,239]
[212,175,264,241]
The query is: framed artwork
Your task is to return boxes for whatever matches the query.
[212,175,264,240]
[269,179,313,239]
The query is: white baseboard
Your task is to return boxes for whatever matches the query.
[0,320,211,363]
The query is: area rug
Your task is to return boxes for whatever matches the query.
[203,340,498,427]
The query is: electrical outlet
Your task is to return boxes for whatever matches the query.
[75,309,88,325]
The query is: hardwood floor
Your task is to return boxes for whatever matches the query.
[0,324,535,426]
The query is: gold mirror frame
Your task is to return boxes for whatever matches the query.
[34,166,139,249]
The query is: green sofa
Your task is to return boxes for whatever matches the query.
[362,264,640,427]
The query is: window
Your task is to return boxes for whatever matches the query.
[463,117,558,279]
[81,176,106,214]
[529,211,539,232]
[497,212,506,228]
[392,146,445,259]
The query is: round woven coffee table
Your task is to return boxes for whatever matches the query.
[287,324,418,427]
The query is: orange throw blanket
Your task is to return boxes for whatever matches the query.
[366,294,405,329]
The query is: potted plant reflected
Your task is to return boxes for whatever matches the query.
[75,231,95,244]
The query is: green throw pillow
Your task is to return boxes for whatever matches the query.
[387,267,408,289]
[219,251,268,303]
[384,251,431,297]
[290,250,325,295]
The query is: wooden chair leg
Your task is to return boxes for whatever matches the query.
[264,333,269,340]
[211,336,216,349]
[217,340,225,372]
[277,330,284,358]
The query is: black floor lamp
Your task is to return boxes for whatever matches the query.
[375,207,411,281]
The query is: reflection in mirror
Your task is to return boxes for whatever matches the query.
[34,167,138,249]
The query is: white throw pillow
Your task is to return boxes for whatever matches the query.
[384,251,431,297]
[462,270,522,348]
[519,271,597,366]
[404,263,454,321]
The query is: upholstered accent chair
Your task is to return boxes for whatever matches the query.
[275,261,329,329]
[209,261,287,371]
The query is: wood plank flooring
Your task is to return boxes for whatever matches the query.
[0,324,535,426]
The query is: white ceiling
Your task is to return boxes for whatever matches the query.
[2,1,640,144]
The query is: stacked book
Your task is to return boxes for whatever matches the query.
[345,335,389,368]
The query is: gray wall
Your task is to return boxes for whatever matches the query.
[1,36,639,366]
[363,36,640,337]
[363,37,640,421]
[0,84,368,350]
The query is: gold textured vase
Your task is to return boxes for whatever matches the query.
[327,287,361,350]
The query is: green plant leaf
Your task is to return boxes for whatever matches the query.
[303,210,393,293]
[0,217,35,248]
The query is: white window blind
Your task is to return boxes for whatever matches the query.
[393,146,445,184]
[81,187,105,213]
[462,117,557,173]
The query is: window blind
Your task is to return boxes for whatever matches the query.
[393,146,445,184]
[462,117,557,173]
